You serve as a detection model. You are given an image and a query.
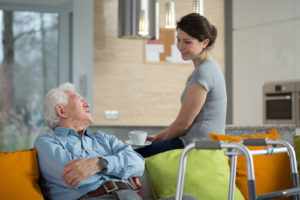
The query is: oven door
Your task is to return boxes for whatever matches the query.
[263,93,297,125]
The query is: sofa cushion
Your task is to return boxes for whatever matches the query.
[0,148,44,200]
[293,135,300,183]
[145,149,244,200]
[209,128,292,200]
[139,170,154,200]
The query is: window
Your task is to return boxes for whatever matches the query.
[0,10,59,151]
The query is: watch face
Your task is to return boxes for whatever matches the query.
[101,158,108,168]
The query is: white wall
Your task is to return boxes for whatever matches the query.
[233,0,299,125]
[72,0,94,108]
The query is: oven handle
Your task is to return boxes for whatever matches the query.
[264,95,291,100]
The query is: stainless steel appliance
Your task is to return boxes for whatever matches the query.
[263,81,300,127]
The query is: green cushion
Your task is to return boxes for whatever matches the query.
[294,136,300,182]
[145,149,244,200]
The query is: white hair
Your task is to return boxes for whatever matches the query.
[43,82,75,130]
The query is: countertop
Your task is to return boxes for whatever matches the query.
[88,124,296,145]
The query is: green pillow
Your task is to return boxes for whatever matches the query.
[145,149,244,200]
[294,136,300,182]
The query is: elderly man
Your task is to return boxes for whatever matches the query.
[34,83,144,200]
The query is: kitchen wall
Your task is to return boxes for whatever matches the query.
[93,0,224,126]
[232,0,300,125]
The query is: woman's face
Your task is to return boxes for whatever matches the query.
[176,28,209,61]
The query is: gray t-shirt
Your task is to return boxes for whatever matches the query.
[179,59,227,146]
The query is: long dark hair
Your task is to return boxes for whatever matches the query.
[177,13,217,49]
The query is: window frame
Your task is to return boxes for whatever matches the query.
[0,0,73,85]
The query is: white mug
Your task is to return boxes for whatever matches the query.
[128,131,147,145]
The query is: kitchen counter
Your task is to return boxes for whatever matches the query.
[225,124,296,145]
[88,125,165,142]
[88,124,296,145]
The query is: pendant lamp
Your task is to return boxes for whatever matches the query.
[193,0,203,15]
[164,0,175,28]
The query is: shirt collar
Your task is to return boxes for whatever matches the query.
[54,127,89,137]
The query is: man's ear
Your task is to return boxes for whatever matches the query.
[55,105,67,118]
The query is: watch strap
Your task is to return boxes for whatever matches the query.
[99,157,108,172]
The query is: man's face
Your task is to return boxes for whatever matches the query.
[63,90,93,127]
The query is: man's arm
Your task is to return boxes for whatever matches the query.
[35,134,103,189]
[60,133,145,187]
[94,132,145,179]
[34,134,75,188]
[61,157,102,187]
[35,132,144,188]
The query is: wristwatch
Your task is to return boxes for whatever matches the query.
[99,157,108,172]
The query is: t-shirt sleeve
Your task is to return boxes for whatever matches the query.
[189,64,215,92]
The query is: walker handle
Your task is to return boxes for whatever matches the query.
[243,138,267,146]
[195,141,221,150]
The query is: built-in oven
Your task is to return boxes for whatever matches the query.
[263,81,298,126]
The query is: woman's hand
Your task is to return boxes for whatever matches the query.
[147,135,158,143]
[147,132,167,143]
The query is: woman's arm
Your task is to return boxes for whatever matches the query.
[150,83,207,142]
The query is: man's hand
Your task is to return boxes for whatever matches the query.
[62,158,102,187]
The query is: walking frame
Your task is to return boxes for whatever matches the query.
[175,138,300,200]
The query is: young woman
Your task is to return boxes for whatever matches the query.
[136,13,227,157]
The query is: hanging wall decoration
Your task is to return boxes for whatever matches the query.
[144,28,190,64]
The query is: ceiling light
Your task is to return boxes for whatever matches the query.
[118,0,158,39]
[165,0,175,29]
[138,10,149,36]
[138,0,149,36]
[193,0,203,15]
